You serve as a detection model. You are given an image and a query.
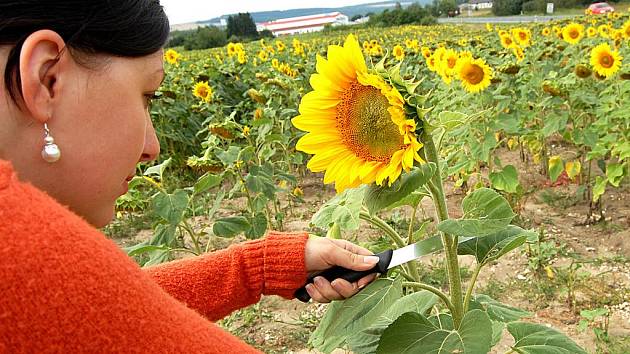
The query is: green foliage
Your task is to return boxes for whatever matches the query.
[437,188,516,237]
[309,278,403,353]
[227,13,259,40]
[507,322,588,354]
[311,186,366,231]
[368,3,436,27]
[377,310,493,354]
[364,163,436,215]
[183,26,227,50]
[492,0,524,15]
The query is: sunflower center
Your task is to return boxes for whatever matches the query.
[462,63,484,85]
[447,57,457,69]
[600,53,614,68]
[336,82,404,162]
[519,32,527,40]
[569,29,579,39]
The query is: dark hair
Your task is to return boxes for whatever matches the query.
[0,0,170,104]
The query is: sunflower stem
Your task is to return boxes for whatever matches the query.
[421,123,464,328]
[406,205,421,282]
[463,263,483,313]
[402,281,454,315]
[359,211,406,248]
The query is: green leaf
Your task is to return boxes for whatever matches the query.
[473,294,531,322]
[489,165,520,194]
[193,172,222,195]
[458,225,534,265]
[491,321,505,346]
[439,111,468,130]
[152,189,189,225]
[310,277,403,353]
[592,176,607,203]
[348,291,438,354]
[541,114,568,137]
[606,163,624,187]
[377,312,451,354]
[377,309,492,354]
[216,146,241,166]
[245,212,267,239]
[385,190,431,210]
[549,156,564,183]
[364,163,436,215]
[124,244,168,257]
[437,188,516,237]
[507,322,587,354]
[311,186,366,231]
[213,216,250,238]
[144,157,172,181]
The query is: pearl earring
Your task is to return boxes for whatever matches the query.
[41,123,61,163]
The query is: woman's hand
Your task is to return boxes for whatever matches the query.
[303,237,379,303]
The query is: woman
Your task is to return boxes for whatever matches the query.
[0,1,377,352]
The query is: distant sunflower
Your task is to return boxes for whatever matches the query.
[164,49,180,65]
[456,57,493,93]
[438,48,459,84]
[511,28,532,47]
[622,20,630,39]
[500,34,516,49]
[421,46,431,59]
[542,27,551,37]
[587,27,597,38]
[258,50,268,62]
[193,81,213,102]
[598,24,610,38]
[512,46,525,62]
[393,44,405,61]
[227,43,237,57]
[574,64,592,78]
[426,54,438,72]
[292,34,424,192]
[590,43,622,78]
[562,23,584,44]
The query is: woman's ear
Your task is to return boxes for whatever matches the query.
[18,30,67,123]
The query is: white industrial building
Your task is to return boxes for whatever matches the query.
[257,12,349,36]
[459,0,493,11]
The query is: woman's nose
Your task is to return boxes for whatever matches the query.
[140,118,160,162]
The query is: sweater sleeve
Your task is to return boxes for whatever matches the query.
[0,160,264,353]
[144,232,309,321]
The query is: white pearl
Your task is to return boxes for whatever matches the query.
[44,136,55,144]
[42,144,61,163]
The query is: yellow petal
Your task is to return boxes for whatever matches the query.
[296,132,342,153]
[292,114,336,132]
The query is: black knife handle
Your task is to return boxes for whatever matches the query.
[294,249,393,303]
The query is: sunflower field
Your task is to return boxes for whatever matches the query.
[109,10,630,354]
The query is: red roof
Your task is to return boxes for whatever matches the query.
[262,12,342,26]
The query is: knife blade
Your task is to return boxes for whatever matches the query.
[294,234,474,302]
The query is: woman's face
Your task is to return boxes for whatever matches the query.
[1,38,164,227]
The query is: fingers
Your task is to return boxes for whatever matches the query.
[325,241,379,271]
[305,273,378,303]
[330,238,374,256]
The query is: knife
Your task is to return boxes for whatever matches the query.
[295,234,474,302]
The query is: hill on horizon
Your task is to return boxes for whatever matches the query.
[197,0,432,25]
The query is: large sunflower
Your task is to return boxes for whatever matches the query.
[292,34,424,192]
[590,43,623,78]
[456,57,493,93]
[562,23,584,44]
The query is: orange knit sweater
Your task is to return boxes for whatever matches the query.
[0,160,309,353]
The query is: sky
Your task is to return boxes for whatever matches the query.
[159,0,384,24]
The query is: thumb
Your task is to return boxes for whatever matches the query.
[327,246,380,271]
